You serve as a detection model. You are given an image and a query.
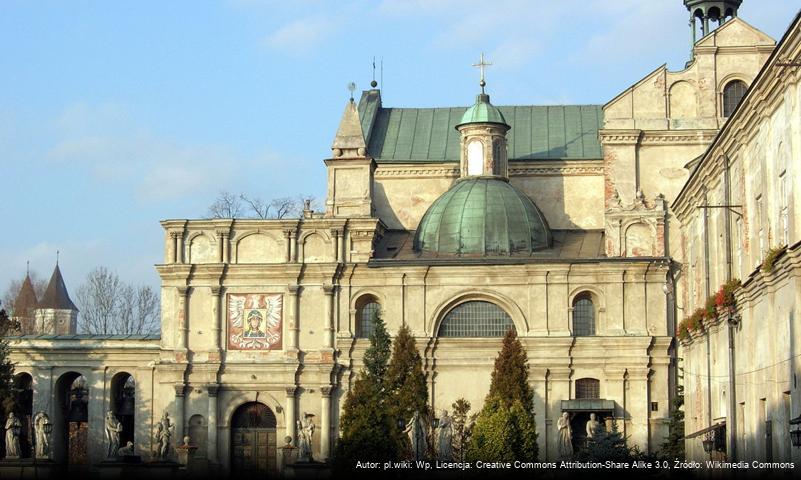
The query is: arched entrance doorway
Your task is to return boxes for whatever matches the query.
[230,402,277,475]
[54,373,88,464]
[110,373,135,450]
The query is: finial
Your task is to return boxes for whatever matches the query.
[56,250,59,266]
[26,260,29,276]
[371,57,378,88]
[472,52,492,94]
[347,82,356,101]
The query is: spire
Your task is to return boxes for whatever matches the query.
[331,95,367,156]
[13,272,38,319]
[39,263,78,311]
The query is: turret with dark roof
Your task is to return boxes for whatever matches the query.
[13,274,39,317]
[39,264,78,311]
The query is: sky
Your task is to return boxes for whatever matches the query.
[0,0,798,297]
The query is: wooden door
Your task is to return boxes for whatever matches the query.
[232,428,276,475]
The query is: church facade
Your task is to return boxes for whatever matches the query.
[4,1,793,474]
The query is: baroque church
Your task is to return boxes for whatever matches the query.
[3,0,799,474]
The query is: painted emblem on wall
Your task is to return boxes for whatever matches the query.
[228,294,283,350]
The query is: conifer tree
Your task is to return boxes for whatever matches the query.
[577,420,632,462]
[334,311,399,472]
[661,366,685,460]
[466,329,538,462]
[385,324,428,430]
[0,305,18,413]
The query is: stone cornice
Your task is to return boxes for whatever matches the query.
[599,129,718,146]
[374,160,603,179]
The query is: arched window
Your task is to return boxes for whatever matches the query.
[723,80,747,117]
[355,295,381,339]
[575,378,600,399]
[572,293,595,336]
[467,139,484,176]
[439,301,514,338]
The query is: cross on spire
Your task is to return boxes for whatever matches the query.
[472,52,492,94]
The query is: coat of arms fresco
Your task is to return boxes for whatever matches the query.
[227,293,283,350]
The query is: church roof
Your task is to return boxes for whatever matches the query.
[13,274,38,318]
[357,89,602,163]
[39,264,78,311]
[413,177,552,256]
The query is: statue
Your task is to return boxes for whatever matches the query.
[153,411,174,460]
[105,411,124,458]
[585,413,600,439]
[556,412,573,459]
[33,412,52,459]
[404,411,428,461]
[296,413,315,462]
[4,412,21,459]
[436,410,453,461]
[118,441,135,456]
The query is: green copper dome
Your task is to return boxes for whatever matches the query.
[456,93,509,128]
[413,177,552,255]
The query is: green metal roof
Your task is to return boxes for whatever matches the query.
[413,177,552,256]
[456,93,509,127]
[358,90,602,163]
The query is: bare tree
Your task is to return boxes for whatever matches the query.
[2,272,48,317]
[76,267,160,334]
[206,191,243,219]
[209,192,318,220]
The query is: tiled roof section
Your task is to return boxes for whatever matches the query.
[38,264,78,311]
[13,274,38,317]
[360,93,602,163]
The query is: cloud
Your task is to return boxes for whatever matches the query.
[262,16,342,54]
[45,103,290,203]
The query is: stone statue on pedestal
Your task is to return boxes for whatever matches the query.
[105,411,124,458]
[436,410,453,461]
[404,411,428,461]
[34,412,52,460]
[297,413,315,462]
[556,412,573,459]
[4,412,21,459]
[585,413,600,439]
[153,411,175,461]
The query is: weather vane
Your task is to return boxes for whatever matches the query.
[472,52,492,94]
[347,81,356,101]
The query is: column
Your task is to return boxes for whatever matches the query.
[320,386,333,461]
[207,384,219,464]
[170,232,181,263]
[547,368,571,461]
[285,387,297,442]
[284,230,292,263]
[211,287,222,354]
[216,230,230,263]
[174,383,187,447]
[323,284,335,349]
[177,287,189,351]
[330,229,341,263]
[627,368,651,452]
[289,231,298,263]
[287,285,300,351]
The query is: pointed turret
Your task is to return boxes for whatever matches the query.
[331,99,368,156]
[35,263,78,334]
[324,88,376,218]
[13,273,38,334]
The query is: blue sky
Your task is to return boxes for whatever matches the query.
[0,0,797,295]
